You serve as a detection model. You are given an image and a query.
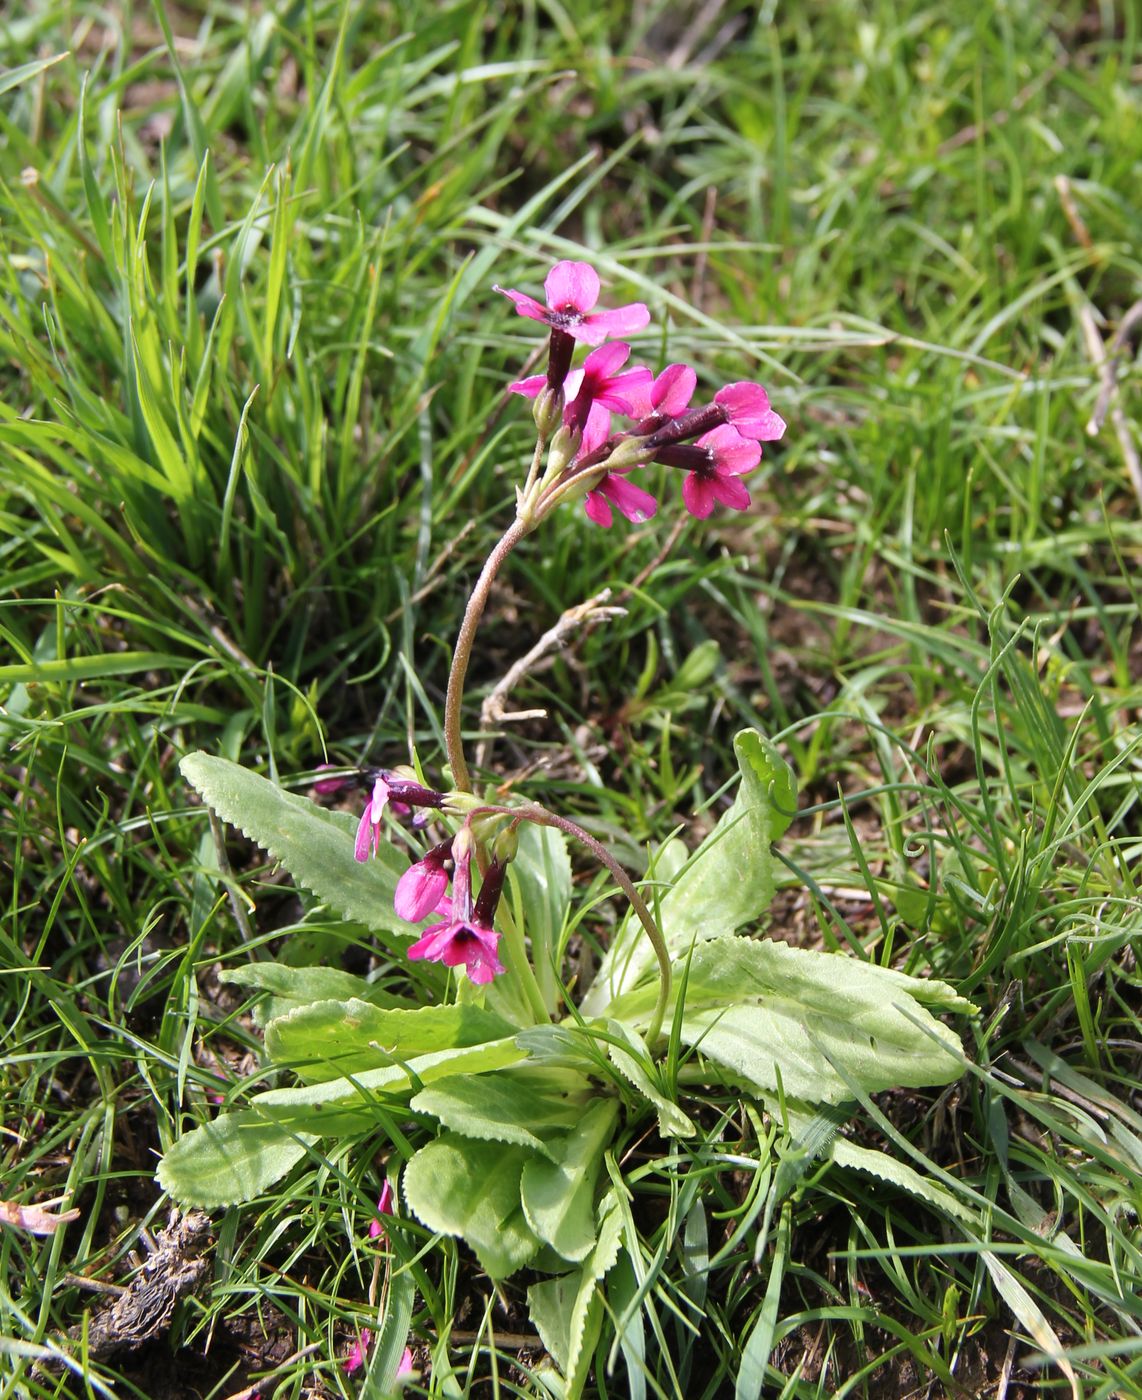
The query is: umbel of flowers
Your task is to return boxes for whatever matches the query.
[346,260,786,1035]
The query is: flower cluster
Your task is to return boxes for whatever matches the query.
[497,259,785,527]
[340,773,509,987]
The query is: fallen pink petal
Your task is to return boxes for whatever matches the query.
[344,1328,372,1375]
[0,1197,81,1236]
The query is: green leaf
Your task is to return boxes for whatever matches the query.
[180,752,415,939]
[224,962,413,1026]
[521,1099,618,1262]
[157,1112,317,1208]
[736,1201,791,1400]
[616,940,969,1103]
[411,1072,587,1158]
[0,53,68,97]
[981,1252,1080,1400]
[682,940,968,1103]
[265,1000,518,1081]
[361,1264,415,1400]
[828,1140,979,1225]
[527,1192,625,1397]
[511,819,572,1012]
[582,729,796,1013]
[402,1134,540,1280]
[250,1037,525,1133]
[527,1272,579,1373]
[606,1022,696,1139]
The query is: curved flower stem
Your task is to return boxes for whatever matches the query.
[444,515,531,793]
[515,803,673,1045]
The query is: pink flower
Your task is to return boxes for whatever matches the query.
[627,363,697,423]
[681,426,761,518]
[344,1329,371,1375]
[369,1180,395,1240]
[394,841,452,922]
[510,366,613,457]
[312,763,353,796]
[564,343,652,436]
[584,472,658,528]
[354,776,391,861]
[511,346,650,449]
[406,917,504,984]
[398,1347,414,1375]
[495,260,649,345]
[405,831,507,985]
[714,382,786,442]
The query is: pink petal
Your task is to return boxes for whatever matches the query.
[394,861,450,922]
[353,804,374,862]
[508,373,546,398]
[601,474,657,524]
[595,366,653,414]
[465,938,506,984]
[495,288,550,323]
[369,1181,395,1238]
[407,921,453,962]
[544,260,599,313]
[621,375,655,419]
[313,764,351,796]
[582,303,650,340]
[577,402,612,457]
[699,425,761,474]
[398,1347,414,1375]
[581,341,631,380]
[715,382,785,441]
[682,472,716,518]
[344,1329,372,1375]
[583,490,614,528]
[710,474,752,511]
[653,363,697,416]
[752,408,786,442]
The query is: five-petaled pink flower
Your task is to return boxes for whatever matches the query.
[677,425,762,518]
[563,342,652,437]
[394,841,452,922]
[714,382,786,443]
[407,916,504,985]
[495,261,649,346]
[354,776,391,861]
[584,472,658,529]
[369,1180,395,1240]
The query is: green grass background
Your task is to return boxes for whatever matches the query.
[2,0,1140,1396]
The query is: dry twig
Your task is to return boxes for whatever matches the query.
[474,589,627,770]
[1076,301,1142,511]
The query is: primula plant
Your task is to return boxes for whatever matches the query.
[160,261,972,1395]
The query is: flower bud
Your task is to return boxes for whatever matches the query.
[546,424,581,477]
[603,433,654,471]
[532,385,564,437]
[492,822,520,864]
